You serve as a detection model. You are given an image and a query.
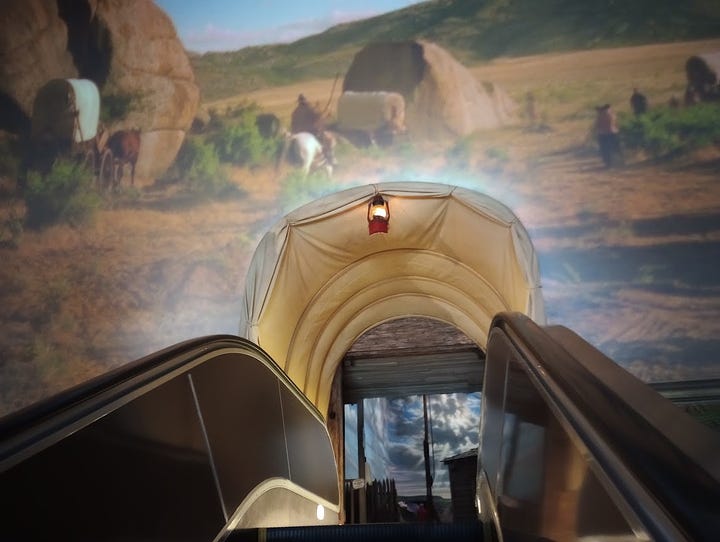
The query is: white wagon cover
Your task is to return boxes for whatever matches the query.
[239,182,544,414]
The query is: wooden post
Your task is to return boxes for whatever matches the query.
[357,399,367,523]
[423,395,434,514]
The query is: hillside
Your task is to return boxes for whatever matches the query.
[190,0,720,102]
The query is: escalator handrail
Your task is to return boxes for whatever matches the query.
[490,312,720,542]
[0,334,322,470]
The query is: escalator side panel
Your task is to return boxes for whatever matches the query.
[480,313,720,542]
[279,383,339,504]
[0,375,224,542]
[0,338,341,541]
[190,353,290,515]
[479,328,636,541]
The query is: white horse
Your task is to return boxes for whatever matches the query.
[277,131,337,177]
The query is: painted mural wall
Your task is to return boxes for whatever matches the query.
[2,0,720,501]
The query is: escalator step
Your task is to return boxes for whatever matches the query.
[225,521,484,542]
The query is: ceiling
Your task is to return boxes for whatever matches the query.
[342,317,485,402]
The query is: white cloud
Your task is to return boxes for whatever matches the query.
[343,393,480,497]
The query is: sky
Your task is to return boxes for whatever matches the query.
[154,0,424,52]
[345,393,481,499]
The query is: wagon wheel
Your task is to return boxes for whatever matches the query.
[99,148,115,192]
[83,148,97,180]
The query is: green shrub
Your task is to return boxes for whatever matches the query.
[100,92,141,124]
[0,137,20,180]
[445,136,473,169]
[166,137,234,197]
[207,107,226,131]
[392,139,417,160]
[209,111,277,167]
[485,146,509,162]
[24,158,101,229]
[620,104,720,159]
[0,209,23,248]
[279,169,334,213]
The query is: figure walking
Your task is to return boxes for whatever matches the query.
[630,88,648,116]
[594,104,622,168]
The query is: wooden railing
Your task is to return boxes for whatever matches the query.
[344,478,399,523]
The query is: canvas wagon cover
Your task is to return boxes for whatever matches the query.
[239,182,544,413]
[31,78,99,144]
[336,91,405,132]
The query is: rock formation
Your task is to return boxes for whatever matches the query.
[343,40,517,138]
[0,0,200,183]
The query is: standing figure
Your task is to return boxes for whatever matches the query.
[630,88,648,116]
[595,104,622,168]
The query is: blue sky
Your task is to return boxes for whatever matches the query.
[345,393,481,498]
[155,0,424,52]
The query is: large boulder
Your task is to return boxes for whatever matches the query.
[0,1,78,134]
[0,0,199,183]
[95,0,199,182]
[343,40,516,139]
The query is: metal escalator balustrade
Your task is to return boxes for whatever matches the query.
[0,335,339,542]
[477,312,720,542]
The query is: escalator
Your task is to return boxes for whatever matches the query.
[476,313,720,542]
[0,336,339,541]
[1,315,719,541]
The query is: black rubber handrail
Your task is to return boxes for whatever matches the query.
[491,312,720,542]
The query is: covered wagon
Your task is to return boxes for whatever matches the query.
[335,91,406,147]
[686,52,720,102]
[28,78,114,187]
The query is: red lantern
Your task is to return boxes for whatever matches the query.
[368,194,389,235]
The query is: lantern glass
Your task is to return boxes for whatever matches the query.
[367,195,390,235]
[368,195,389,221]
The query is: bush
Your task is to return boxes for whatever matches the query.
[24,158,101,229]
[445,136,473,169]
[0,137,20,181]
[620,103,720,159]
[100,92,142,124]
[166,137,234,197]
[279,169,334,213]
[485,146,509,162]
[209,111,277,167]
[0,208,23,248]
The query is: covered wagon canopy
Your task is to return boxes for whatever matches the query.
[686,51,720,99]
[342,40,516,138]
[31,78,100,144]
[239,182,544,416]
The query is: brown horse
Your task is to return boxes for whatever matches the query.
[106,128,141,186]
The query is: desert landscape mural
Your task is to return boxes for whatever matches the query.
[1,0,720,502]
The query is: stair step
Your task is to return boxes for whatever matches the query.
[224,521,484,542]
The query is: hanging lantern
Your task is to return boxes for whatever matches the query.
[368,194,390,235]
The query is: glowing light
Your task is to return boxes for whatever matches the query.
[316,504,325,521]
[367,194,390,235]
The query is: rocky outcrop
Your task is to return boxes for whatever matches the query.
[95,0,199,182]
[0,1,78,133]
[343,40,516,138]
[0,0,200,183]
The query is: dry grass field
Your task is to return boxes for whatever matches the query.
[2,38,720,416]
